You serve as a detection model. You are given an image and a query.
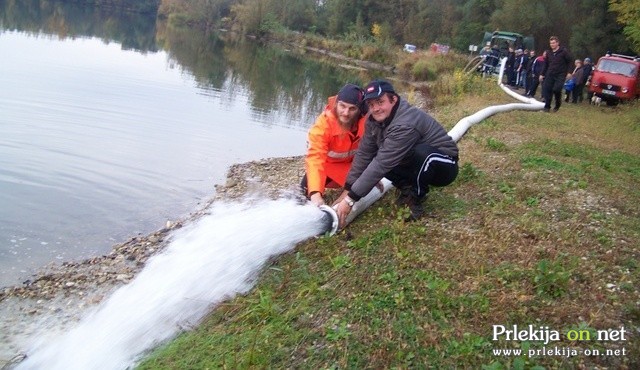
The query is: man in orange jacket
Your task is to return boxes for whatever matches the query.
[302,83,367,206]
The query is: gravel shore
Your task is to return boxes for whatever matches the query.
[0,155,306,367]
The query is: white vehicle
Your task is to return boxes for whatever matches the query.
[403,44,416,53]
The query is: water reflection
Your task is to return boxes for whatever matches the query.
[157,24,364,129]
[0,0,368,125]
[0,0,159,52]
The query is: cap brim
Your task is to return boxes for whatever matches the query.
[363,92,380,100]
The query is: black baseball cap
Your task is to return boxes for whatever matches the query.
[363,79,396,100]
[337,83,364,106]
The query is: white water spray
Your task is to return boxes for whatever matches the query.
[16,198,327,370]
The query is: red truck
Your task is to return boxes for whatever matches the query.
[587,54,640,105]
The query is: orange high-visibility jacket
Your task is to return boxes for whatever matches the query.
[305,96,366,195]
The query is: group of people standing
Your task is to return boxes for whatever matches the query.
[562,57,594,104]
[301,80,460,228]
[505,36,595,112]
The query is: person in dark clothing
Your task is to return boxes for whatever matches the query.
[540,36,573,112]
[525,50,536,95]
[582,57,595,102]
[570,59,585,103]
[516,49,529,89]
[334,80,459,226]
[506,47,516,86]
[527,51,546,98]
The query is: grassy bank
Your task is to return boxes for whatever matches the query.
[138,81,639,369]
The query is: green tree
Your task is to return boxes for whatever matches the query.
[269,0,317,32]
[571,0,626,58]
[490,0,567,53]
[230,0,270,35]
[322,0,366,37]
[609,0,640,52]
[453,0,498,50]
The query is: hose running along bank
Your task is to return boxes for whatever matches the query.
[319,57,544,235]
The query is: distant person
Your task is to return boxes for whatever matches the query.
[479,42,492,57]
[540,36,573,112]
[582,57,595,102]
[527,51,546,98]
[489,44,501,69]
[506,47,516,86]
[479,42,494,74]
[334,80,459,226]
[564,59,582,103]
[569,59,585,103]
[524,50,536,95]
[516,49,529,89]
[499,40,510,57]
[301,84,367,206]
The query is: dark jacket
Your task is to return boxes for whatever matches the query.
[542,46,573,77]
[517,55,529,72]
[532,56,546,76]
[506,52,516,69]
[345,99,458,200]
[581,64,594,84]
[525,55,536,73]
[571,66,585,86]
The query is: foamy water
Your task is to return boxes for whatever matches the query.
[16,198,327,370]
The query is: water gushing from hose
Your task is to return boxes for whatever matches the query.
[16,199,327,370]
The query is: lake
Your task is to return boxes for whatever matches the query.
[0,1,368,287]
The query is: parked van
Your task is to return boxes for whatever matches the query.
[587,54,640,105]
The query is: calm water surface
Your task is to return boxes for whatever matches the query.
[0,5,365,287]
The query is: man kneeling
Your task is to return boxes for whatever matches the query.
[335,80,459,227]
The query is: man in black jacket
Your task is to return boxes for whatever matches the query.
[539,36,573,112]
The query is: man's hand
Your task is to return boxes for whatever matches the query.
[335,197,352,229]
[309,192,325,206]
[332,190,349,207]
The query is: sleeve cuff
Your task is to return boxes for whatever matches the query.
[347,190,362,202]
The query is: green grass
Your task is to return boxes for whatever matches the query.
[138,83,640,369]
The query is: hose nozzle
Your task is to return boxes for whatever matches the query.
[318,205,339,236]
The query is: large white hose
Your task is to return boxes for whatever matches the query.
[319,178,394,235]
[448,57,544,142]
[321,57,544,234]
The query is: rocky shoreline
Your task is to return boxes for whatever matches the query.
[0,155,305,366]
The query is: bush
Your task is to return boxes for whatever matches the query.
[396,51,469,82]
[412,59,437,81]
[360,44,392,64]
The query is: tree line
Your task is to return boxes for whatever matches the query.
[156,0,638,59]
[47,0,640,58]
